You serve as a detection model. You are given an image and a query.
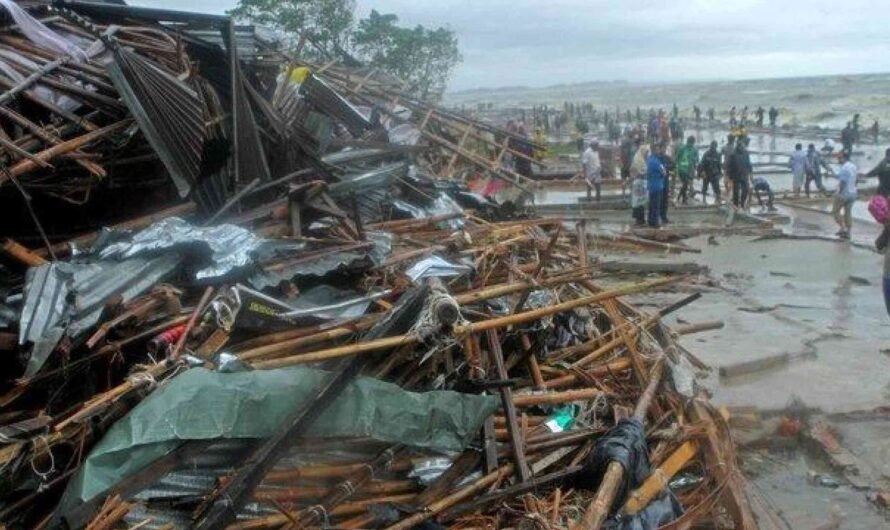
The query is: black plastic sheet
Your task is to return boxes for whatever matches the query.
[577,418,650,510]
[605,492,684,530]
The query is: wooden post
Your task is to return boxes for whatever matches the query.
[577,220,588,268]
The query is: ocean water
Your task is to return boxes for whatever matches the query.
[444,73,890,130]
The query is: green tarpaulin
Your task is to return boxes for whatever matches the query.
[62,366,497,506]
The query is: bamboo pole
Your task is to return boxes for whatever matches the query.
[53,361,172,431]
[0,134,53,168]
[2,238,48,266]
[239,270,591,362]
[251,278,676,370]
[0,56,68,106]
[622,440,698,515]
[382,464,514,530]
[0,120,129,185]
[0,106,106,177]
[513,387,606,407]
[462,277,677,335]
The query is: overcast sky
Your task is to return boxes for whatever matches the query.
[134,0,890,91]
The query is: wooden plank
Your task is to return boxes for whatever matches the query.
[486,329,530,482]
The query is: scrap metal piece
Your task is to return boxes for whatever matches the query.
[97,217,263,280]
[18,254,181,376]
[301,74,371,137]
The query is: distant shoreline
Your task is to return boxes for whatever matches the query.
[446,71,890,98]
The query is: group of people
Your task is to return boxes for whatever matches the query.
[840,114,882,153]
[620,133,774,229]
[727,106,780,129]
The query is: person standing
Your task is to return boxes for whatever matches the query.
[669,115,681,141]
[729,139,751,208]
[648,112,658,143]
[620,133,636,184]
[804,143,827,197]
[631,144,651,225]
[755,106,765,127]
[768,106,778,127]
[676,136,699,204]
[866,148,890,196]
[647,144,667,228]
[840,122,855,156]
[833,151,858,240]
[707,107,715,123]
[740,106,749,126]
[582,139,602,202]
[729,106,737,128]
[657,142,675,223]
[872,120,880,145]
[722,134,736,197]
[659,112,670,143]
[693,105,701,124]
[789,143,807,197]
[699,140,722,204]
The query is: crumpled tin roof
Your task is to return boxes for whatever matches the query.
[97,217,263,280]
[18,254,181,377]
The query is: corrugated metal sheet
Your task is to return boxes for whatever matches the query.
[328,163,408,224]
[97,217,263,280]
[301,74,370,137]
[18,254,181,376]
[107,43,207,197]
[249,231,391,290]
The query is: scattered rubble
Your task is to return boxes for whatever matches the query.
[0,3,762,530]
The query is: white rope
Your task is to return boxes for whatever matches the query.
[126,371,157,390]
[30,435,55,486]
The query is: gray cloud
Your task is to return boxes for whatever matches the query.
[132,0,890,90]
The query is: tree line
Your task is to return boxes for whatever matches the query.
[228,0,462,99]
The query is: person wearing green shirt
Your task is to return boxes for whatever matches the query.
[676,136,699,204]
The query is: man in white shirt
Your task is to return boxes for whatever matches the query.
[583,138,602,201]
[833,151,858,240]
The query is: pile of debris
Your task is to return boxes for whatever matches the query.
[0,2,757,530]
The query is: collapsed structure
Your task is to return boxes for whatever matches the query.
[0,2,760,530]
